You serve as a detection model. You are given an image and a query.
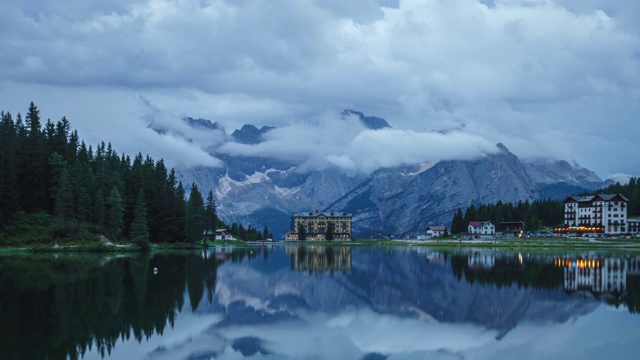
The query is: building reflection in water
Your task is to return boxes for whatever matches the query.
[554,256,640,301]
[286,245,352,273]
[467,252,496,269]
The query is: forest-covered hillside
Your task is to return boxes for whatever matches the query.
[451,178,640,233]
[0,103,269,247]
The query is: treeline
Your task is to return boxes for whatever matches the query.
[450,199,564,233]
[0,103,241,246]
[598,177,640,217]
[450,177,640,233]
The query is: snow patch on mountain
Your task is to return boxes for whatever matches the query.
[216,168,286,199]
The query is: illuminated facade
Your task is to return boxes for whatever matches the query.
[555,257,629,297]
[290,211,352,241]
[287,246,352,273]
[562,194,629,234]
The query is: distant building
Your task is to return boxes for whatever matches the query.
[628,219,640,234]
[214,229,234,240]
[285,233,299,242]
[288,211,352,241]
[425,225,447,238]
[468,221,495,237]
[561,194,629,234]
[497,221,524,238]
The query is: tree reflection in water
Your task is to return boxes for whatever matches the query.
[1,247,639,360]
[0,251,222,360]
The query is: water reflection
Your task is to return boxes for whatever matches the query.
[1,246,639,359]
[287,245,352,273]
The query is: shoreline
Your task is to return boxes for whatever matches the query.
[2,237,640,254]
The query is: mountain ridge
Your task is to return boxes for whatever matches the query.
[169,111,606,238]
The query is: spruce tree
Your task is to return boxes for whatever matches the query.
[55,167,75,231]
[185,184,205,245]
[326,222,334,241]
[106,186,124,241]
[298,223,306,241]
[204,190,218,242]
[130,190,150,250]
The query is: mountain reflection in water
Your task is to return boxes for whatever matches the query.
[1,246,639,359]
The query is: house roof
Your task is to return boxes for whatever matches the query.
[293,211,352,218]
[565,194,629,204]
[469,221,492,227]
[426,226,446,231]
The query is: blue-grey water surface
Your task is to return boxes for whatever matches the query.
[1,245,639,359]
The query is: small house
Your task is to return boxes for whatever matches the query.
[215,229,234,240]
[426,225,447,238]
[498,221,525,238]
[468,221,495,237]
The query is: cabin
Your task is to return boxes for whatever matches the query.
[468,221,495,237]
[425,225,447,238]
[497,221,524,238]
[214,229,234,240]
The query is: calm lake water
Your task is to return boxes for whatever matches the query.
[1,245,640,360]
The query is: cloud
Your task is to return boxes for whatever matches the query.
[1,0,639,176]
[218,111,498,174]
[78,300,640,360]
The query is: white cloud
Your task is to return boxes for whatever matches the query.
[1,0,639,176]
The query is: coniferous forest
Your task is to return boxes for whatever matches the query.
[450,179,640,234]
[0,103,266,247]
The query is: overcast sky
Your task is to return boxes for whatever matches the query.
[1,0,639,178]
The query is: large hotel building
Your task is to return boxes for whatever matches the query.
[288,211,352,241]
[561,194,630,234]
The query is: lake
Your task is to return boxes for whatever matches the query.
[1,245,639,359]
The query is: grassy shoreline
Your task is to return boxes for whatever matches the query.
[2,237,640,254]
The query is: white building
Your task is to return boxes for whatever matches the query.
[563,194,629,234]
[628,219,640,234]
[468,221,495,236]
[425,225,446,238]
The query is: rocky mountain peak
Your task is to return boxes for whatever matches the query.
[183,117,224,131]
[231,124,276,144]
[341,109,391,130]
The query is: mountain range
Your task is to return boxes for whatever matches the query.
[150,111,605,238]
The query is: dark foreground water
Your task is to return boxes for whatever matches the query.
[1,245,640,360]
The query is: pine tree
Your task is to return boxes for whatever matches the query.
[185,184,205,245]
[204,190,218,242]
[298,223,306,241]
[451,208,464,234]
[130,190,150,250]
[0,112,19,226]
[106,186,125,241]
[326,221,334,241]
[55,167,75,231]
[94,189,105,230]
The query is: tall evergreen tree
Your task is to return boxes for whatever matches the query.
[326,221,334,241]
[55,167,75,231]
[451,208,464,234]
[0,112,19,226]
[204,190,218,242]
[94,189,105,230]
[297,223,306,241]
[130,190,150,250]
[106,186,125,241]
[185,184,205,245]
